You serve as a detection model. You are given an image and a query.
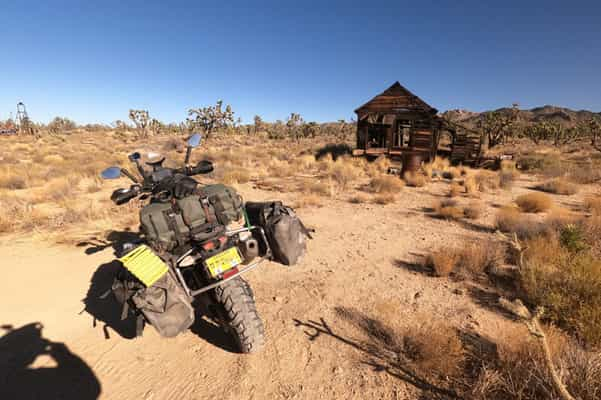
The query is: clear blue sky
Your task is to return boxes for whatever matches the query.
[1,0,600,124]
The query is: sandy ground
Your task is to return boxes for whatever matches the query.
[0,176,596,400]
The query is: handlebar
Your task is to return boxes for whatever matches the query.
[109,160,214,205]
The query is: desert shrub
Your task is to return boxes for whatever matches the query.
[536,178,578,195]
[425,247,461,276]
[515,192,552,213]
[402,322,465,378]
[584,196,601,215]
[86,181,102,193]
[367,175,404,193]
[470,326,601,400]
[304,180,332,196]
[559,224,589,253]
[365,156,391,178]
[567,162,601,184]
[517,152,563,176]
[372,193,396,205]
[327,162,360,190]
[222,169,251,184]
[495,205,541,238]
[433,199,464,220]
[582,216,601,258]
[449,182,461,197]
[463,202,483,219]
[475,170,500,191]
[464,176,478,196]
[454,240,505,278]
[0,174,27,190]
[403,171,427,187]
[499,170,516,189]
[520,233,601,346]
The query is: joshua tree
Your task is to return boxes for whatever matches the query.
[47,117,77,135]
[253,115,264,134]
[128,109,150,138]
[286,112,304,140]
[478,105,519,148]
[187,100,235,139]
[585,117,601,152]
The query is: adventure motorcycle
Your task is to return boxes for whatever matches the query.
[100,133,283,353]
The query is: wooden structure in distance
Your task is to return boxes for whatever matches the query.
[354,82,482,165]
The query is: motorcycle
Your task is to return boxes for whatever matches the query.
[100,133,270,353]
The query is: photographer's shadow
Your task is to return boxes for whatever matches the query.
[0,323,101,400]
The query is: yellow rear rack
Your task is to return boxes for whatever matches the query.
[119,245,168,287]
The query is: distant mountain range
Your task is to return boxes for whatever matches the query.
[441,105,601,127]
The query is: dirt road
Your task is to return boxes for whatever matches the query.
[0,182,538,399]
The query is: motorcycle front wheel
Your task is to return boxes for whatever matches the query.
[213,276,265,353]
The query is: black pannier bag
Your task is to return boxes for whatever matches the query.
[245,201,312,266]
[111,259,194,338]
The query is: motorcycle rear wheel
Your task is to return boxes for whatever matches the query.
[213,276,265,353]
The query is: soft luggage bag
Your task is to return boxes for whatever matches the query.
[245,201,311,266]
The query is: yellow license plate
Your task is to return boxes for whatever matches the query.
[118,245,168,287]
[205,247,242,277]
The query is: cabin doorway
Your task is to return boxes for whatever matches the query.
[367,124,388,149]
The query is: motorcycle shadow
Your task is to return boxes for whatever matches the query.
[190,311,239,353]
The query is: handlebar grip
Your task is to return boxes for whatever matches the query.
[188,160,214,175]
[111,186,140,205]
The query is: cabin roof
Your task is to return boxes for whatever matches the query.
[355,82,437,116]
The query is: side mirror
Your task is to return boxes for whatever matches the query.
[101,166,121,179]
[128,152,141,161]
[187,133,202,148]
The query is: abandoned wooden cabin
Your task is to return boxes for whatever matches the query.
[354,82,482,165]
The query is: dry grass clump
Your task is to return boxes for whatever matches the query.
[495,205,544,239]
[536,178,579,195]
[475,170,500,191]
[515,192,552,213]
[367,175,405,194]
[469,325,601,400]
[0,166,28,189]
[425,247,461,277]
[365,156,391,177]
[519,226,601,347]
[402,322,465,378]
[584,196,601,215]
[348,193,369,204]
[426,240,504,279]
[293,194,323,209]
[448,181,461,197]
[403,171,427,187]
[268,159,294,178]
[372,193,396,205]
[222,169,251,184]
[303,180,332,197]
[327,162,361,190]
[463,202,483,220]
[433,199,464,220]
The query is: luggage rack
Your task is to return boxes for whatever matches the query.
[173,225,272,297]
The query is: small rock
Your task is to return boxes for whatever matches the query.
[453,288,465,295]
[273,296,282,302]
